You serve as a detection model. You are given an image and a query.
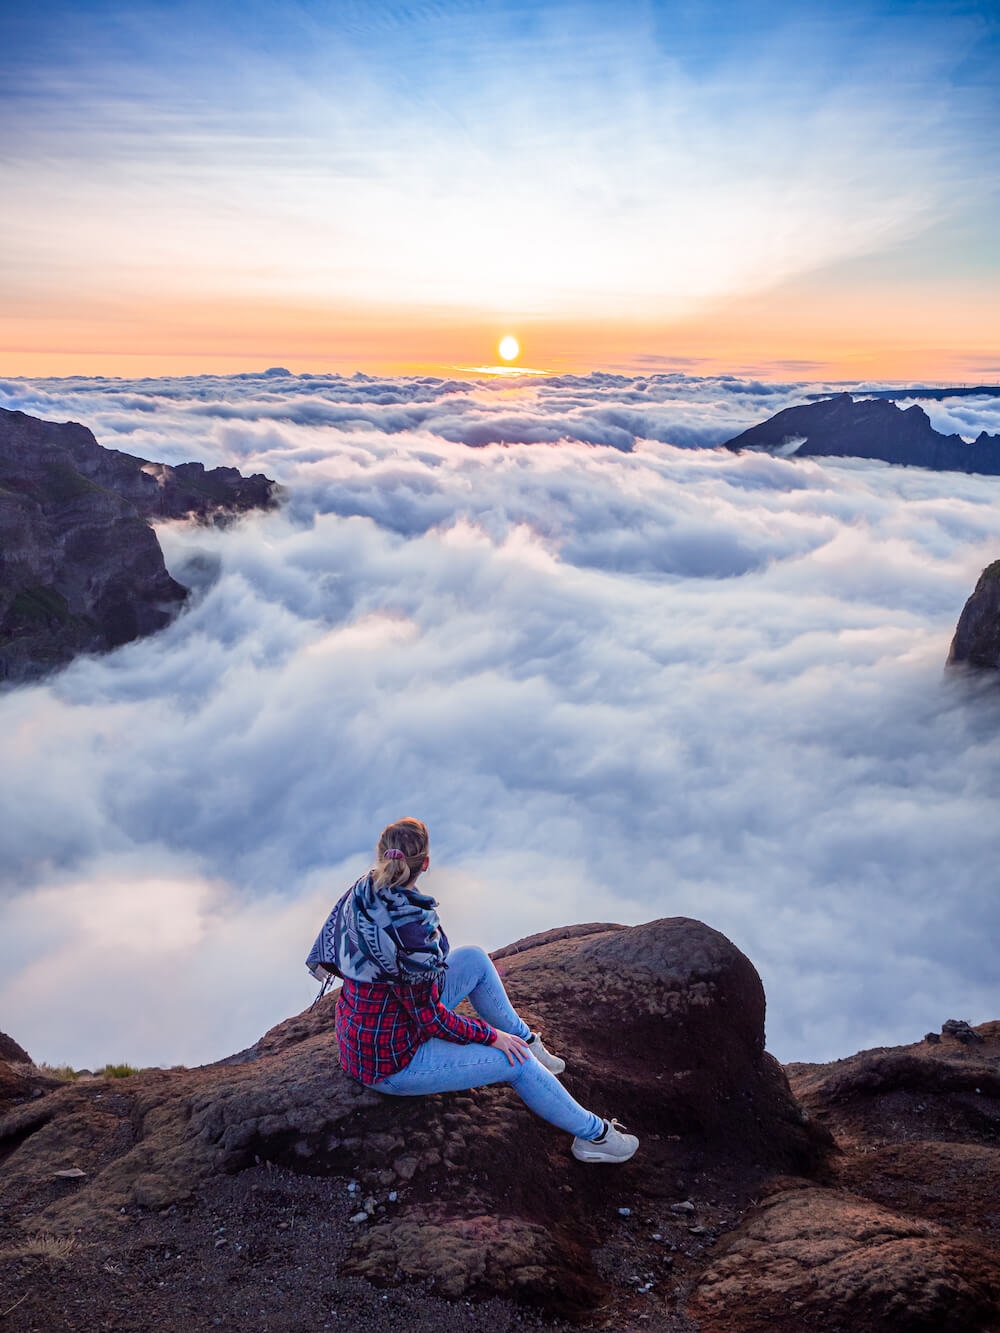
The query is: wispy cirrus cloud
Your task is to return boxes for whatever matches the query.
[1,0,996,356]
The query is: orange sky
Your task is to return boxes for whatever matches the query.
[2,275,997,383]
[3,1,998,385]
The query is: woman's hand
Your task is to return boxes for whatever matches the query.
[491,1030,531,1065]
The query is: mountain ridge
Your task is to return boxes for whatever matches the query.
[0,406,278,684]
[723,392,1000,473]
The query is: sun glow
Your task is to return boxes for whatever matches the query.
[498,335,520,361]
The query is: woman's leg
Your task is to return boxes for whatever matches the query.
[438,946,531,1039]
[373,1038,604,1141]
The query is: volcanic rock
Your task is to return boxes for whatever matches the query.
[695,1022,1000,1332]
[0,1032,60,1108]
[692,1183,998,1333]
[0,1032,32,1065]
[0,406,277,684]
[947,561,1000,670]
[2,931,997,1333]
[724,392,1000,474]
[0,918,827,1319]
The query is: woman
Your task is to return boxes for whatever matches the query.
[307,817,638,1163]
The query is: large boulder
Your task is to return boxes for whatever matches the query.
[0,918,827,1315]
[948,560,1000,669]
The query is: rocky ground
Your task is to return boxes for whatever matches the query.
[1,919,997,1332]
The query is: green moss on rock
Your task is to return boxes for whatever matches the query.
[43,462,104,503]
[10,584,70,625]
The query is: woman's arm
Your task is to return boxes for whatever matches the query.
[392,976,497,1046]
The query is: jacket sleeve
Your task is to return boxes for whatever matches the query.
[392,977,497,1046]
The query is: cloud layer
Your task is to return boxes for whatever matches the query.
[2,371,999,1071]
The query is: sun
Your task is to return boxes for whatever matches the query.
[498,335,520,362]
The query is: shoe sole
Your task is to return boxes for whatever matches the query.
[571,1142,639,1164]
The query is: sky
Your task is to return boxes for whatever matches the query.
[2,369,1000,1070]
[1,0,998,380]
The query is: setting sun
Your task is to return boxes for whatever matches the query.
[498,335,520,361]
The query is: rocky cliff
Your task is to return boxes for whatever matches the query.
[948,561,1000,670]
[1,918,997,1332]
[724,393,1000,474]
[0,407,277,684]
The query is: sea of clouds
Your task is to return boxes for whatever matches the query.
[2,369,999,1071]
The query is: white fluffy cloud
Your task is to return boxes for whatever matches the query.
[1,372,999,1070]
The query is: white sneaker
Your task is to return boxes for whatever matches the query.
[526,1032,566,1075]
[571,1118,639,1163]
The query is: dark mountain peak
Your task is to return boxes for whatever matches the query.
[723,394,1000,475]
[0,407,278,685]
[948,560,1000,670]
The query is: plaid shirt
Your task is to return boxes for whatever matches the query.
[335,973,497,1085]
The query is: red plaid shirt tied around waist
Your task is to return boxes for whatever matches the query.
[335,974,497,1085]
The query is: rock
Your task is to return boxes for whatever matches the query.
[754,1023,1000,1331]
[1,934,998,1330]
[0,1046,61,1107]
[0,916,828,1316]
[948,562,1000,670]
[941,1018,986,1043]
[787,1023,1000,1151]
[0,1031,32,1064]
[724,392,1000,474]
[691,1185,999,1333]
[0,406,278,684]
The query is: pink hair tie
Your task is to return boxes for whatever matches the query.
[383,848,406,861]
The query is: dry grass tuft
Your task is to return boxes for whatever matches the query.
[0,1233,79,1263]
[38,1063,81,1082]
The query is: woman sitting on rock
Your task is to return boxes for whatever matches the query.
[307,816,638,1163]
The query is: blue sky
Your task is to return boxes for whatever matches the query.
[1,0,998,377]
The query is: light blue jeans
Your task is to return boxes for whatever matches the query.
[372,945,605,1141]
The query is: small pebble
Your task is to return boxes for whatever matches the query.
[670,1200,695,1213]
[618,1207,631,1217]
[388,1191,398,1202]
[214,1238,228,1249]
[651,1233,662,1240]
[349,1211,369,1224]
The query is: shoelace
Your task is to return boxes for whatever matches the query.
[606,1118,630,1134]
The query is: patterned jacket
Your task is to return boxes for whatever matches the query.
[307,873,496,1084]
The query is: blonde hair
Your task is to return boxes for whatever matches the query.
[372,817,429,892]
